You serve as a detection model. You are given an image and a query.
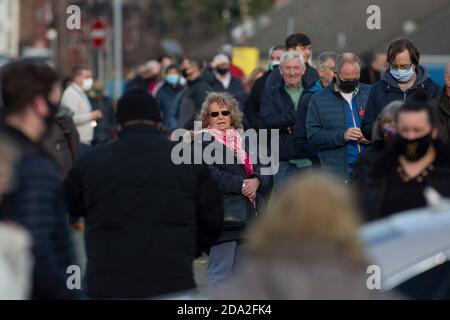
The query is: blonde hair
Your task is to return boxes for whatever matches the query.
[246,67,265,91]
[197,92,244,130]
[248,172,367,265]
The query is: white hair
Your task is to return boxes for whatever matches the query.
[280,51,305,68]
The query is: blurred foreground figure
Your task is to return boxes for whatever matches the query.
[213,173,391,300]
[0,60,80,299]
[0,136,33,300]
[65,89,223,299]
[0,223,32,300]
[356,95,450,221]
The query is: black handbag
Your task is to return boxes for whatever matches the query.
[222,195,250,231]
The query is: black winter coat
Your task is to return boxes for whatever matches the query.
[244,71,270,130]
[208,76,247,109]
[261,81,305,161]
[64,125,224,299]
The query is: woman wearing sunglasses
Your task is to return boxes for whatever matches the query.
[195,92,272,289]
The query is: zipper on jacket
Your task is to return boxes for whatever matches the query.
[341,100,349,175]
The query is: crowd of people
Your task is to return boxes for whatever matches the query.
[0,32,449,300]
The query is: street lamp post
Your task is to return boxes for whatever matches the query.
[113,0,123,102]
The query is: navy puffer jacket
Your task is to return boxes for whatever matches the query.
[306,84,372,180]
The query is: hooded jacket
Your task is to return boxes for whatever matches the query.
[361,66,441,139]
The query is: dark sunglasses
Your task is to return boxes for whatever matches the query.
[210,111,231,118]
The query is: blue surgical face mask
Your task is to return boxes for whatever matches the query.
[165,74,180,86]
[390,65,415,83]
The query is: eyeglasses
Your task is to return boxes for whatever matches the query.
[390,63,413,70]
[210,111,231,118]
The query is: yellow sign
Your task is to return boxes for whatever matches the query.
[232,47,260,78]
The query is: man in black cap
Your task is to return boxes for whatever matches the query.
[265,33,320,91]
[64,88,224,299]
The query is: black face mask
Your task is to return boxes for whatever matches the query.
[336,76,359,93]
[181,70,189,78]
[216,68,229,76]
[394,133,433,161]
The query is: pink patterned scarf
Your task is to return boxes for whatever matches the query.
[207,126,254,176]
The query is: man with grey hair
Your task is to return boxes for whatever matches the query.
[265,33,319,91]
[306,53,372,180]
[431,62,450,142]
[261,51,307,188]
[294,51,339,167]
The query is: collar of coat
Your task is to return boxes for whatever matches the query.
[329,82,361,97]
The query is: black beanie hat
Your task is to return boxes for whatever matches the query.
[116,88,162,124]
